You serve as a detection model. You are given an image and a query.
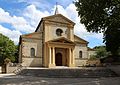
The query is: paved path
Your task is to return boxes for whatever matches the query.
[0,75,120,85]
[0,66,120,85]
[107,65,120,76]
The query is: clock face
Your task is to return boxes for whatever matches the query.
[56,28,63,36]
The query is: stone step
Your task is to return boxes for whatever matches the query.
[18,67,118,78]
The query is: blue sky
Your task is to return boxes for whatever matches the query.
[0,0,104,48]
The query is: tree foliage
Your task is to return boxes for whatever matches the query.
[75,0,120,56]
[105,27,120,56]
[0,33,18,65]
[94,46,110,58]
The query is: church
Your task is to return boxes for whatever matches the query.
[18,11,95,68]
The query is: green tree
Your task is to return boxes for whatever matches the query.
[94,46,110,58]
[0,33,18,65]
[75,0,120,56]
[105,27,120,57]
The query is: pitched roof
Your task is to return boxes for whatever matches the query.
[35,14,75,32]
[74,35,89,44]
[88,47,95,51]
[43,14,75,24]
[21,32,41,37]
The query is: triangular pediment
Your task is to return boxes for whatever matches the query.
[43,14,75,25]
[48,37,74,44]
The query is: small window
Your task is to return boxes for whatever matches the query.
[31,48,35,57]
[56,29,63,36]
[79,51,82,58]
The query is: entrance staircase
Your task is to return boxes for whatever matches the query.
[17,67,118,78]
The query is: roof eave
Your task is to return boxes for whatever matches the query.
[35,18,43,32]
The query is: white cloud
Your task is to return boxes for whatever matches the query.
[0,3,103,47]
[0,8,34,33]
[57,4,103,41]
[0,25,22,44]
[23,5,50,27]
[0,8,12,23]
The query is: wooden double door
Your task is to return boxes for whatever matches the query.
[55,53,62,66]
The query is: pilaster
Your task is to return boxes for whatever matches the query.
[48,47,55,68]
[68,48,75,67]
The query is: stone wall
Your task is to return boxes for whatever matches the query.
[44,22,74,42]
[74,44,88,66]
[22,58,43,67]
[21,32,43,67]
[75,59,88,66]
[74,44,88,59]
[22,39,43,58]
[4,63,23,73]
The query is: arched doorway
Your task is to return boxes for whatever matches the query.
[55,53,62,66]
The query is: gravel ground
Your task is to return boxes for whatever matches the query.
[0,75,120,85]
[0,66,120,85]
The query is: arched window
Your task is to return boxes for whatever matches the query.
[79,51,82,58]
[31,48,35,57]
[56,29,63,36]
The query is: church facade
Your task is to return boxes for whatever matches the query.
[18,14,95,68]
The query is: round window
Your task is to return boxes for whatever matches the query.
[56,29,63,36]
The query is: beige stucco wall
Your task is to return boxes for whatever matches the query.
[74,44,88,66]
[21,40,43,67]
[75,59,88,66]
[50,26,68,39]
[74,44,88,59]
[5,63,19,73]
[22,58,42,67]
[20,32,43,67]
[22,42,37,57]
[22,39,42,58]
[44,23,74,42]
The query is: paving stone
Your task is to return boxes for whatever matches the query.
[17,67,118,78]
